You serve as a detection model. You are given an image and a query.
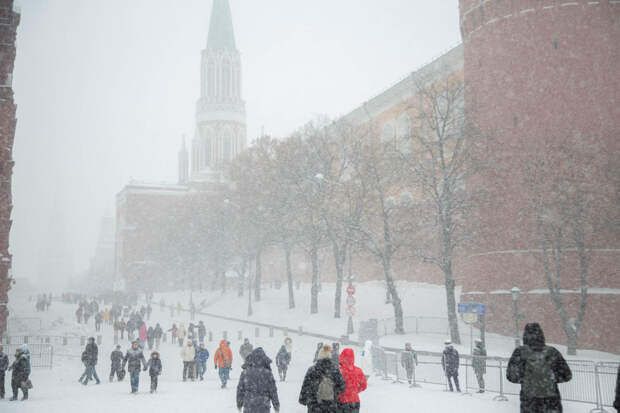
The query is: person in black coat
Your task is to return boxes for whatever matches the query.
[144,351,162,393]
[441,340,460,392]
[122,341,147,394]
[507,323,572,413]
[472,339,487,393]
[9,347,30,401]
[275,338,292,382]
[83,337,101,385]
[110,345,124,382]
[236,348,280,413]
[0,345,9,399]
[299,345,346,413]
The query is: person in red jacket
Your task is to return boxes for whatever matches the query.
[338,348,367,413]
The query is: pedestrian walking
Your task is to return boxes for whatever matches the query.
[139,321,147,348]
[120,319,126,340]
[0,345,8,399]
[196,343,210,381]
[299,344,345,413]
[359,340,373,380]
[214,339,233,388]
[95,312,103,332]
[168,323,178,345]
[240,338,254,362]
[153,323,163,350]
[122,340,147,394]
[144,351,162,393]
[275,338,292,382]
[401,343,418,386]
[507,323,572,413]
[9,346,31,401]
[110,345,124,382]
[147,326,155,350]
[441,340,460,392]
[237,348,280,413]
[337,348,367,413]
[181,341,196,381]
[83,337,101,385]
[472,339,487,393]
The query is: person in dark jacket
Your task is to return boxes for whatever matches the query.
[110,345,124,382]
[614,364,619,411]
[299,345,346,413]
[0,345,8,399]
[146,326,155,350]
[240,338,254,362]
[122,341,147,393]
[236,348,280,413]
[401,343,418,386]
[144,351,162,393]
[196,343,210,381]
[507,323,572,413]
[441,340,460,392]
[472,339,487,393]
[83,337,101,385]
[9,346,30,401]
[275,338,292,382]
[153,323,163,350]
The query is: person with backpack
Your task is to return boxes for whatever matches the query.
[9,346,31,401]
[401,343,418,386]
[275,337,292,382]
[299,344,346,413]
[144,351,162,393]
[441,340,460,392]
[337,348,367,413]
[122,340,147,394]
[181,340,196,381]
[236,348,280,413]
[110,345,124,382]
[472,339,487,393]
[214,339,233,388]
[83,337,101,385]
[507,323,572,413]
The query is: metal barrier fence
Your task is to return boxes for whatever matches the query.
[2,343,53,369]
[372,347,619,410]
[1,335,95,347]
[377,316,450,337]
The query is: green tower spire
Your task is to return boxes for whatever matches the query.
[207,0,237,51]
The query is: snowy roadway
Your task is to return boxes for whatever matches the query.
[2,294,589,413]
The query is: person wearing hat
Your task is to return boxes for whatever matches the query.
[83,337,100,385]
[237,347,280,413]
[196,343,210,381]
[122,341,147,394]
[441,340,460,392]
[275,337,293,382]
[0,344,8,398]
[299,344,345,413]
[110,345,124,382]
[9,346,30,401]
[472,339,487,393]
[214,340,233,388]
[401,343,418,386]
[144,351,162,393]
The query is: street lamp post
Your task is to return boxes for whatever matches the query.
[511,287,521,348]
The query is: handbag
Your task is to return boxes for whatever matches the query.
[21,379,33,389]
[219,349,231,369]
[118,369,126,380]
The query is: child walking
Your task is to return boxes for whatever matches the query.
[144,351,162,393]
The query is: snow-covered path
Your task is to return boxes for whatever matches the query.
[1,293,590,413]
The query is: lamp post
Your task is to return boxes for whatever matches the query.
[511,287,521,347]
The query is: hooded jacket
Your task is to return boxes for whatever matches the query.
[110,349,124,368]
[299,356,346,411]
[181,342,196,362]
[145,353,162,376]
[359,341,373,376]
[84,342,98,366]
[276,345,291,369]
[442,345,459,375]
[507,323,572,402]
[338,348,367,404]
[10,352,30,382]
[214,340,233,369]
[139,323,147,341]
[236,348,280,412]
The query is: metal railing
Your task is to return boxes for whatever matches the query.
[371,347,619,410]
[376,316,450,337]
[1,343,53,369]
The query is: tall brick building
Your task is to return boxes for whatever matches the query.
[0,0,19,335]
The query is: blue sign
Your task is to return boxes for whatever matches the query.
[458,302,486,315]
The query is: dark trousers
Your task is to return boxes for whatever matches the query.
[130,370,140,393]
[475,370,485,391]
[150,375,158,392]
[339,402,361,413]
[520,397,563,413]
[110,365,123,381]
[277,366,288,381]
[218,367,230,386]
[198,361,206,379]
[11,379,28,400]
[183,361,195,380]
[405,368,414,384]
[446,373,460,392]
[85,365,100,384]
[0,372,4,398]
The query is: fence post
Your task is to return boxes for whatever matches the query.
[493,359,509,402]
[50,345,54,370]
[589,362,608,413]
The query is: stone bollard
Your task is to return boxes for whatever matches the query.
[238,331,242,340]
[63,336,68,346]
[209,331,213,342]
[223,331,228,340]
[97,335,102,345]
[255,327,259,338]
[80,336,86,346]
[269,327,274,338]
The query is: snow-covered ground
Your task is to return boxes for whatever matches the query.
[1,284,610,412]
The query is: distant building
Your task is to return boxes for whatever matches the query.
[0,0,19,335]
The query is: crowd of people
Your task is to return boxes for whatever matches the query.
[34,294,52,312]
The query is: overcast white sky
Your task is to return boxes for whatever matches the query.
[11,0,461,284]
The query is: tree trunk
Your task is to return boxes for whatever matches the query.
[284,244,295,309]
[333,243,345,319]
[255,250,262,302]
[382,256,404,334]
[310,246,319,314]
[566,329,577,356]
[443,265,461,344]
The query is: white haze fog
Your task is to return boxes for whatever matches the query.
[11,0,460,285]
